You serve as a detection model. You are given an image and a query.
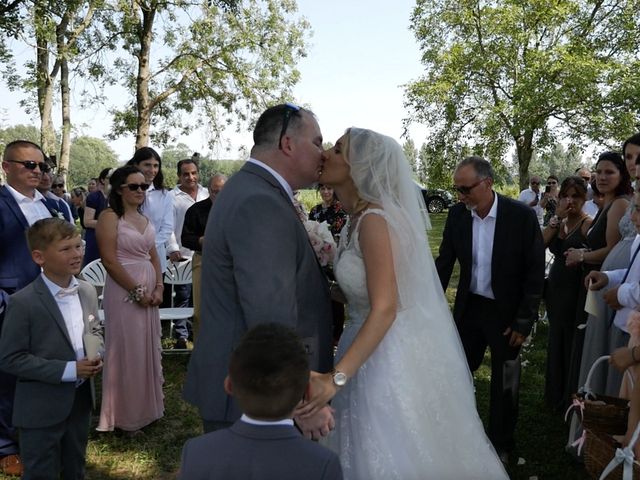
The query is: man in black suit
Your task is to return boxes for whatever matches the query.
[435,156,545,464]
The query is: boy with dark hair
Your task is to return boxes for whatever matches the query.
[179,323,342,479]
[0,217,104,479]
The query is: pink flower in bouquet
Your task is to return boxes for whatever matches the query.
[627,310,640,340]
[304,220,337,266]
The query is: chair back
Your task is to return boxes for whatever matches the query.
[80,259,107,287]
[164,259,192,285]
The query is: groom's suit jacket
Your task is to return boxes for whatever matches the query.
[0,276,104,428]
[435,193,545,336]
[179,420,343,480]
[183,162,333,423]
[0,185,72,296]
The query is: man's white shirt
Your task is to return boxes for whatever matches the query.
[4,184,52,225]
[604,234,640,331]
[518,188,544,226]
[470,192,498,299]
[167,184,209,259]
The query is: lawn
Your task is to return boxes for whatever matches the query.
[0,212,587,479]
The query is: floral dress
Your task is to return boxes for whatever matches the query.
[309,201,347,242]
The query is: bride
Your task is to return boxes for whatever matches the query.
[298,128,508,479]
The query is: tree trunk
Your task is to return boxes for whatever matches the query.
[516,132,534,191]
[59,55,71,183]
[35,14,56,157]
[135,6,155,149]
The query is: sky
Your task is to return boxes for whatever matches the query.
[0,0,429,162]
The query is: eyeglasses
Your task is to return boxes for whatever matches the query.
[453,178,486,195]
[124,183,150,192]
[52,183,64,188]
[278,103,301,150]
[5,159,50,173]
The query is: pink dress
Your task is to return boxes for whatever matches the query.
[97,218,164,431]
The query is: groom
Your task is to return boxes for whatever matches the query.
[183,104,334,434]
[436,156,545,463]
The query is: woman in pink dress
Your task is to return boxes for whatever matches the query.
[96,165,164,433]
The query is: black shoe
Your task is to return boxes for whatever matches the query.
[174,338,188,349]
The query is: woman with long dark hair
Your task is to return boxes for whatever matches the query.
[128,147,176,274]
[96,165,164,433]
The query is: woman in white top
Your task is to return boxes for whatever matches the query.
[128,147,175,273]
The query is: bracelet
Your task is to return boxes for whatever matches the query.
[155,283,164,287]
[124,284,146,303]
[579,249,585,263]
[632,346,639,363]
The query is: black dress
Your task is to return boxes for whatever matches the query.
[544,218,588,411]
[566,203,611,401]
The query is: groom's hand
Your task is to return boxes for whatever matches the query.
[294,405,335,440]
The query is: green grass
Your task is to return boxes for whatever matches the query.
[0,212,586,479]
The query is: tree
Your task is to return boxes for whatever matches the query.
[68,135,118,188]
[402,138,418,176]
[405,0,640,190]
[0,124,41,149]
[528,142,584,182]
[109,0,310,149]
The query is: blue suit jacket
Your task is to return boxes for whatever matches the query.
[179,420,343,480]
[0,185,72,295]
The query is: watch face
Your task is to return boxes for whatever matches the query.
[333,371,347,387]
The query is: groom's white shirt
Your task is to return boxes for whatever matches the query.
[247,158,295,204]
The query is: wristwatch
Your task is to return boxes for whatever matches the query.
[332,370,348,387]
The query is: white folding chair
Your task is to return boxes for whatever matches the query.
[159,259,194,353]
[80,259,106,318]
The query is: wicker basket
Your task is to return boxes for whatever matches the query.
[572,356,631,435]
[577,394,631,435]
[585,429,640,479]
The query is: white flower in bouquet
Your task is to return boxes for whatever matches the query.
[304,220,337,266]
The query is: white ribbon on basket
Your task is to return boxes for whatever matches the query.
[598,422,640,480]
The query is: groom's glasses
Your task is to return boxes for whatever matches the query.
[125,183,150,192]
[278,103,301,150]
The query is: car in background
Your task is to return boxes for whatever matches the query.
[416,184,456,214]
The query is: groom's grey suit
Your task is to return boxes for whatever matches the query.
[183,161,333,425]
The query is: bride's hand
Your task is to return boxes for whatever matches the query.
[297,371,338,418]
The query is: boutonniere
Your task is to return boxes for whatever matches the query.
[51,209,65,219]
[88,314,95,322]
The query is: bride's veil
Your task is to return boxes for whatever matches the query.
[347,127,433,311]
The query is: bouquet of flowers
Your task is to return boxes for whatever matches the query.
[304,220,337,267]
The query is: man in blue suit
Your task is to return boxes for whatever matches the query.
[0,140,71,476]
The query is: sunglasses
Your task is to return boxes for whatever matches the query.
[124,183,150,192]
[530,181,540,185]
[52,183,64,188]
[278,103,301,150]
[5,159,50,172]
[453,178,486,195]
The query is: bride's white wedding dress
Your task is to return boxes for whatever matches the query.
[325,209,508,480]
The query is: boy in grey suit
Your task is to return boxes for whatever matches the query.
[0,218,104,479]
[179,323,343,480]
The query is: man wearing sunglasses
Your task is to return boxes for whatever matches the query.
[0,140,72,476]
[518,175,544,227]
[184,104,333,439]
[435,156,545,466]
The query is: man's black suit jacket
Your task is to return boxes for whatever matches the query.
[435,193,545,336]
